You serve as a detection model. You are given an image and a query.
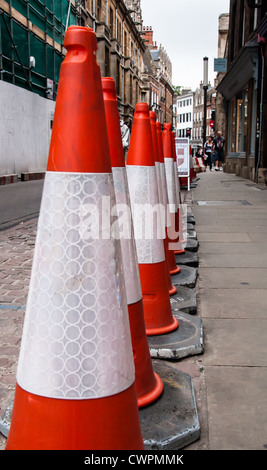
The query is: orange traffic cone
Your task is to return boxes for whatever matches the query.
[126,103,178,336]
[153,117,177,296]
[172,131,186,254]
[162,123,181,274]
[149,112,165,234]
[102,78,163,407]
[6,26,144,450]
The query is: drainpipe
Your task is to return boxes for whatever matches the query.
[255,38,265,183]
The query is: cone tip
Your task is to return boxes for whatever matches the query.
[149,111,156,121]
[156,121,162,130]
[135,102,149,116]
[102,77,117,100]
[64,25,97,52]
[163,123,172,130]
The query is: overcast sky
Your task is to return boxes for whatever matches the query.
[140,0,230,91]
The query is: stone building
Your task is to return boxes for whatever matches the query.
[0,0,147,177]
[176,89,193,140]
[214,13,230,139]
[217,0,267,183]
[0,0,80,177]
[192,83,205,150]
[142,25,174,125]
[80,0,147,127]
[192,81,215,152]
[0,0,175,178]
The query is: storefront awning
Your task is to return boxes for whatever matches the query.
[217,37,259,100]
[257,13,267,40]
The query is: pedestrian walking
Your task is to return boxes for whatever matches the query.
[195,145,204,158]
[213,131,225,171]
[120,119,131,159]
[204,135,214,171]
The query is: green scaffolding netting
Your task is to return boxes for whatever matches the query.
[0,0,77,98]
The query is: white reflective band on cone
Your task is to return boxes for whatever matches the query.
[112,167,142,305]
[174,160,181,207]
[155,161,165,238]
[160,162,171,228]
[164,157,177,214]
[126,165,165,264]
[17,171,135,400]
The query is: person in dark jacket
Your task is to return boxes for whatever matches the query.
[204,135,214,171]
[213,131,225,171]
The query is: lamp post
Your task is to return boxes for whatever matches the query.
[203,57,208,149]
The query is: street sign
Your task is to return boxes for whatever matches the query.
[175,137,190,191]
[175,137,190,177]
[214,58,227,72]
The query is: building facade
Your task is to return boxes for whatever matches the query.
[176,90,193,139]
[142,25,174,125]
[0,0,78,99]
[191,81,215,152]
[0,0,149,176]
[214,13,230,138]
[81,0,146,127]
[217,0,267,183]
[192,83,204,150]
[0,0,147,119]
[0,0,79,176]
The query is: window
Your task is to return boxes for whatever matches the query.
[109,7,114,37]
[104,46,110,77]
[124,72,127,103]
[136,82,139,105]
[230,1,237,63]
[117,20,122,44]
[240,0,245,48]
[97,0,102,21]
[124,31,128,56]
[230,97,236,152]
[130,74,133,104]
[229,87,249,153]
[116,59,120,96]
[253,0,259,30]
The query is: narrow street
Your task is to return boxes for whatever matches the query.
[1,171,267,450]
[0,180,43,231]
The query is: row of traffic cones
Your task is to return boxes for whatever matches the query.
[5,26,201,450]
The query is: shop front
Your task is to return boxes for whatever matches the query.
[217,37,261,181]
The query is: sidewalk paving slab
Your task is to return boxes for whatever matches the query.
[185,170,267,450]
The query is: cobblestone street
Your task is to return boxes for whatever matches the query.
[0,219,37,450]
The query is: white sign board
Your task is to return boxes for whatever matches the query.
[175,138,190,177]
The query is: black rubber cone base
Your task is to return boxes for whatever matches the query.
[139,360,200,450]
[170,285,197,314]
[171,265,198,288]
[0,401,12,437]
[186,229,197,239]
[175,250,199,267]
[186,223,195,231]
[187,214,195,225]
[147,311,203,360]
[184,238,199,252]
